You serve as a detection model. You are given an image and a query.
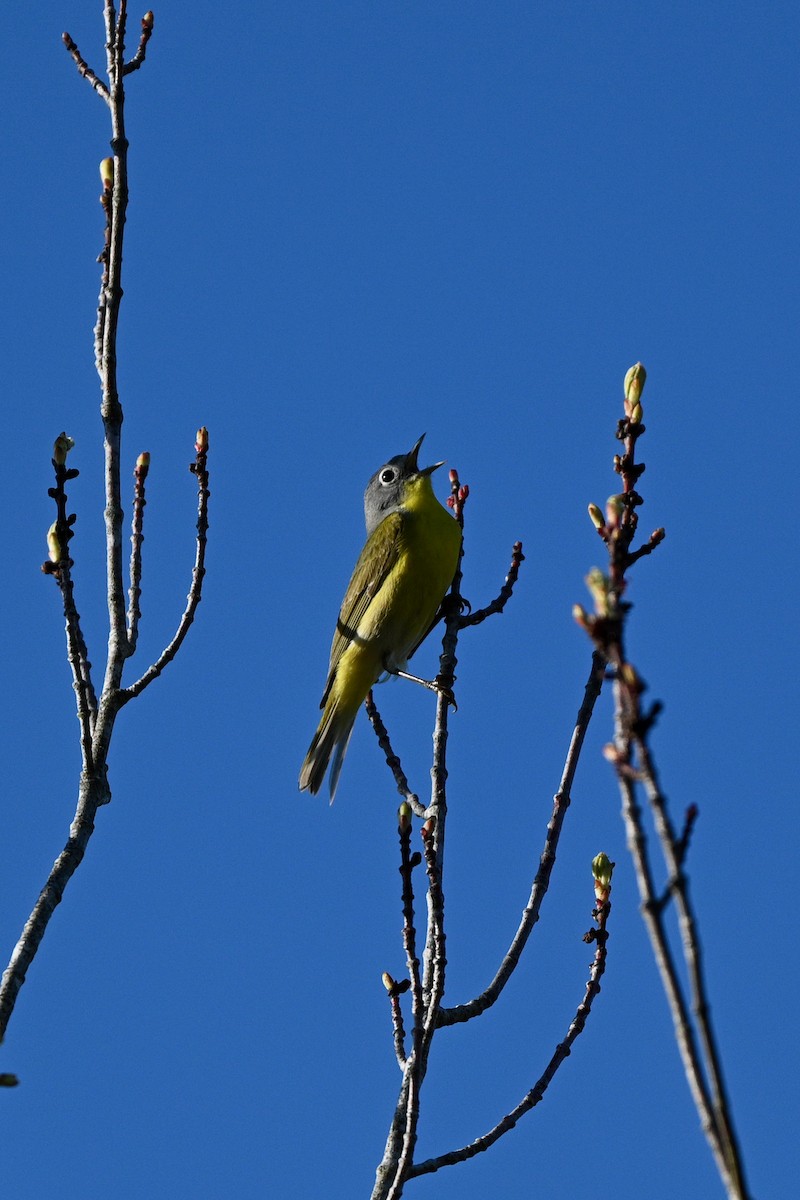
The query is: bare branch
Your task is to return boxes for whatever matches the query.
[365,692,426,818]
[438,651,605,1027]
[581,364,750,1199]
[61,32,109,100]
[372,562,462,1200]
[0,773,109,1040]
[2,5,205,1047]
[633,729,750,1199]
[119,431,211,704]
[458,540,525,629]
[126,452,149,652]
[410,878,612,1179]
[42,447,98,761]
[123,10,154,74]
[612,714,737,1190]
[397,810,424,1034]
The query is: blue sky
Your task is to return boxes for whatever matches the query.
[1,2,797,1196]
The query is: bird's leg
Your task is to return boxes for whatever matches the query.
[385,663,458,710]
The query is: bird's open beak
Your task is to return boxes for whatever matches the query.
[406,433,444,476]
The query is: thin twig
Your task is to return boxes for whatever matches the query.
[458,540,525,629]
[119,431,210,704]
[365,692,426,818]
[123,10,154,74]
[61,32,110,100]
[613,706,736,1192]
[410,878,612,1178]
[635,733,749,1198]
[398,812,424,1031]
[96,0,133,708]
[42,450,99,760]
[438,651,605,1026]
[126,452,149,652]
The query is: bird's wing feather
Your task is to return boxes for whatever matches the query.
[321,512,404,705]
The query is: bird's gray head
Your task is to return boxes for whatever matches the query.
[363,434,444,536]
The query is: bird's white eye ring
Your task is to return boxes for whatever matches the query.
[380,468,396,485]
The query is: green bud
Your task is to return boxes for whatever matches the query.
[53,432,75,465]
[572,603,591,630]
[592,852,614,887]
[46,522,62,564]
[398,802,412,832]
[587,503,605,530]
[585,567,611,616]
[605,494,625,523]
[99,158,114,190]
[623,362,646,416]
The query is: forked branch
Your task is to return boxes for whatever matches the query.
[578,364,750,1200]
[1,5,210,1046]
[411,862,612,1178]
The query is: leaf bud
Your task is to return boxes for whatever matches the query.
[53,432,75,465]
[585,567,611,616]
[623,362,646,419]
[605,494,625,526]
[587,503,605,530]
[592,852,614,888]
[47,522,62,564]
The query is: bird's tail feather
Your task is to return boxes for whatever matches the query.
[299,703,357,802]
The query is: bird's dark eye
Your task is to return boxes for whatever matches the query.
[380,468,396,485]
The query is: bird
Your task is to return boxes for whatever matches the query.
[299,434,462,801]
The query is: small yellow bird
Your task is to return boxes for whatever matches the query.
[299,435,462,801]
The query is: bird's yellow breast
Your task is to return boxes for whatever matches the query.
[356,475,461,667]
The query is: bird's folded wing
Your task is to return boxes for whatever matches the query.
[321,512,404,704]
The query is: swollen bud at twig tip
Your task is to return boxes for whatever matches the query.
[588,503,605,530]
[143,11,155,30]
[135,451,150,478]
[592,852,614,888]
[99,158,114,190]
[53,432,75,465]
[592,852,614,905]
[381,972,396,995]
[398,802,412,832]
[623,362,646,420]
[47,522,62,564]
[195,427,209,454]
[651,527,666,546]
[602,742,621,764]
